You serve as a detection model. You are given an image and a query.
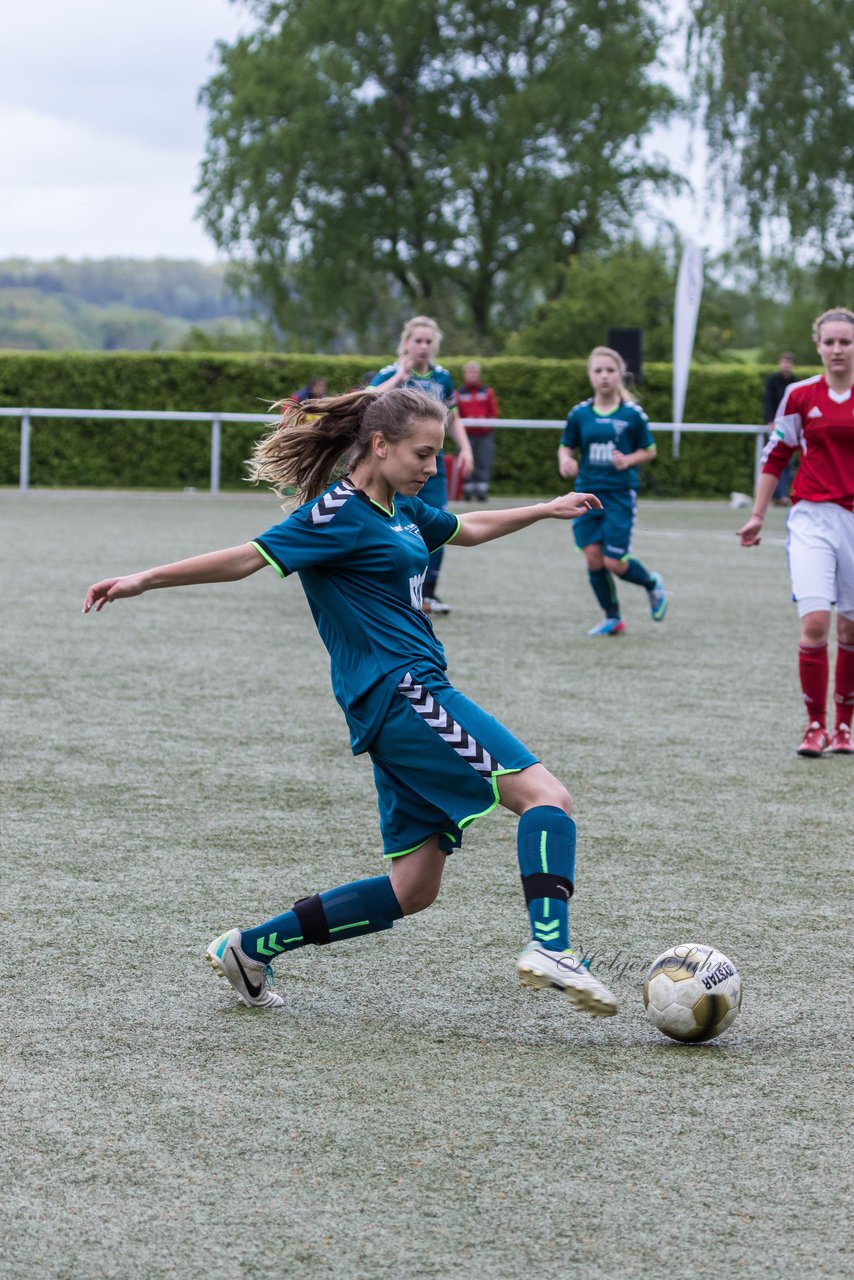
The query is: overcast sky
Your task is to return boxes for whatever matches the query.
[0,0,720,264]
[0,0,247,260]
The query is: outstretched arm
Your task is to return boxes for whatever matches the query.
[83,544,267,613]
[451,492,601,548]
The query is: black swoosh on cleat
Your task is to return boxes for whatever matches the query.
[232,950,263,999]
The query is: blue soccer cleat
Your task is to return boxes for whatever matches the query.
[648,572,667,621]
[587,617,626,637]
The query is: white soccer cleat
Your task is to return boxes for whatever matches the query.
[422,595,451,615]
[517,942,618,1018]
[206,928,285,1009]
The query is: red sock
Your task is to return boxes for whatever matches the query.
[834,642,854,729]
[798,643,828,726]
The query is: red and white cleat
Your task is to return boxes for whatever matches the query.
[828,723,853,754]
[797,722,829,757]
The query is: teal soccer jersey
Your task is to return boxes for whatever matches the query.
[370,362,456,411]
[561,399,655,493]
[370,363,456,499]
[251,480,460,753]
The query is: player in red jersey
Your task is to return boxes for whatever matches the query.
[738,308,854,756]
[454,361,500,501]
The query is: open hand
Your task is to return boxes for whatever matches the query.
[546,491,603,520]
[83,574,146,613]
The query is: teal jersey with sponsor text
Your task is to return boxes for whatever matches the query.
[561,399,655,493]
[251,479,459,753]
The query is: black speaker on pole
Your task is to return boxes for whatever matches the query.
[607,327,643,384]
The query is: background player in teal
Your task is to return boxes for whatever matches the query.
[84,385,618,1019]
[559,345,667,636]
[371,315,473,614]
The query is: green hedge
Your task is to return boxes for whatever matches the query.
[0,351,820,495]
[478,358,776,497]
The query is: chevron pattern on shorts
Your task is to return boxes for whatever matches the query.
[397,673,497,777]
[311,478,355,525]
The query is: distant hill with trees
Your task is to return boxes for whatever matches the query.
[0,258,258,351]
[0,247,842,366]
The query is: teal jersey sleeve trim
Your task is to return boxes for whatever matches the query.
[443,514,463,546]
[249,540,286,578]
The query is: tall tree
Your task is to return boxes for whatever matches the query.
[197,0,678,347]
[688,0,854,271]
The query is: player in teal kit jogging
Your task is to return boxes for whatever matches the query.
[559,346,667,636]
[371,315,473,614]
[84,386,617,1019]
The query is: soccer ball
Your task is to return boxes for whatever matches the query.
[643,943,742,1043]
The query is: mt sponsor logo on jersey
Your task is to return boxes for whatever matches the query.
[589,442,615,465]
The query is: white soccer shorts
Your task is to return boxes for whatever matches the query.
[786,500,854,618]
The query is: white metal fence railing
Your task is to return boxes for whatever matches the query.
[0,407,771,494]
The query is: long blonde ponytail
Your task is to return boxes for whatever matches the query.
[247,385,447,502]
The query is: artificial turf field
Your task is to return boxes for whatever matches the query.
[2,490,851,1280]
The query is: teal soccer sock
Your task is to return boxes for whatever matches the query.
[517,806,576,951]
[621,557,656,589]
[239,876,404,961]
[588,568,620,618]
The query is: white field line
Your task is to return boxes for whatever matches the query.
[639,528,787,546]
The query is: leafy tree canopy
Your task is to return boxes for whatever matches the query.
[688,0,854,268]
[197,0,679,348]
[706,241,852,364]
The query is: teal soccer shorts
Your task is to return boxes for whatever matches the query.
[369,668,537,857]
[572,488,637,560]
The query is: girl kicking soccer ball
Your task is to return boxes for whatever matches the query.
[83,386,618,1017]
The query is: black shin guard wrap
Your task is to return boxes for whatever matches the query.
[521,872,574,906]
[292,894,331,946]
